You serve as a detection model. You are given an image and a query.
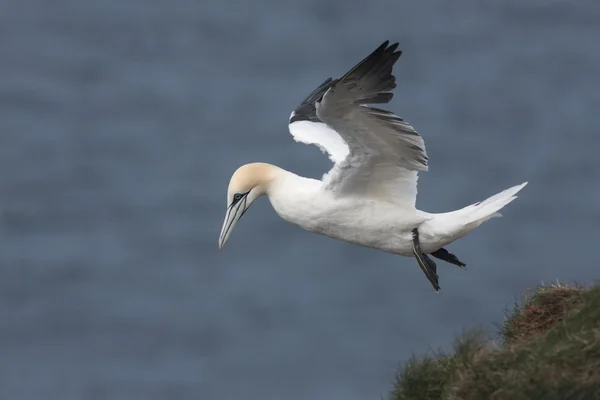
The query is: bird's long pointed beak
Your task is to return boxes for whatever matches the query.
[218,199,246,250]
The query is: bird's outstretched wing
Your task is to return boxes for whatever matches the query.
[288,41,428,207]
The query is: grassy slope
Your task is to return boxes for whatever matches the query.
[390,282,600,400]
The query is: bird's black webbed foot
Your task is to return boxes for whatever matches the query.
[411,228,440,292]
[431,248,467,269]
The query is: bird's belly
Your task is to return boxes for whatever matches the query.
[270,191,430,256]
[303,208,422,256]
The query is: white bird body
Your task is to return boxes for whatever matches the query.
[266,170,425,255]
[264,166,525,256]
[219,41,528,291]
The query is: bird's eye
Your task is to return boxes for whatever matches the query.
[233,193,243,201]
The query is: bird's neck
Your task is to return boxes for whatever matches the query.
[265,167,324,228]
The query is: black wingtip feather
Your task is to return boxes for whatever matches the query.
[339,41,402,82]
[290,77,338,123]
[333,40,403,105]
[290,40,403,124]
[298,77,335,107]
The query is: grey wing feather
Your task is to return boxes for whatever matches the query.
[316,41,428,172]
[312,41,429,203]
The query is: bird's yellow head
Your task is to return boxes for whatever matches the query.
[218,162,279,250]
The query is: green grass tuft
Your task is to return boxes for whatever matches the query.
[389,282,600,400]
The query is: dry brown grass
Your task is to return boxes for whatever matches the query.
[501,282,585,344]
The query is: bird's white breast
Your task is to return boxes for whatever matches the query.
[267,174,428,256]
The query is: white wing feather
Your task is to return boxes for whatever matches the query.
[288,120,349,164]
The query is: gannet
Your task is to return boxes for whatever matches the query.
[218,40,527,292]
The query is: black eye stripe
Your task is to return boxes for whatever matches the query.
[231,191,250,206]
[223,193,249,240]
[239,197,249,218]
[224,202,241,239]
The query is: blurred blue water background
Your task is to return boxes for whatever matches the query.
[1,1,599,399]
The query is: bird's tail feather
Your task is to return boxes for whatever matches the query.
[420,182,528,250]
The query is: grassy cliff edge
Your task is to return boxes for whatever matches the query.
[390,282,600,400]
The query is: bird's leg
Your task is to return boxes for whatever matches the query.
[411,228,440,292]
[431,248,467,269]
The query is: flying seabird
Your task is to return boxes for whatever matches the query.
[218,40,527,292]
